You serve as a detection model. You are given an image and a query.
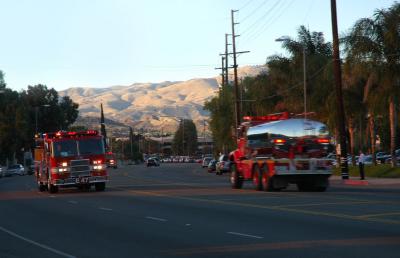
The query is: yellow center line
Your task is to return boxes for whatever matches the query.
[161,236,400,256]
[112,187,400,225]
[358,211,400,219]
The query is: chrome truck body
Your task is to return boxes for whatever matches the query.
[229,113,334,192]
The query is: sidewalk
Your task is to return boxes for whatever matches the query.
[330,175,400,186]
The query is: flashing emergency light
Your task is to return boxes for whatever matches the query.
[243,112,289,122]
[273,138,286,145]
[316,138,330,144]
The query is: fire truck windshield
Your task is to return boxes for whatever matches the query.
[53,140,78,157]
[78,138,105,155]
[52,138,104,157]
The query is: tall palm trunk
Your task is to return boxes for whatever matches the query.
[369,115,377,165]
[389,97,397,167]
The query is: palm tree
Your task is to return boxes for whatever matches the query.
[344,3,400,167]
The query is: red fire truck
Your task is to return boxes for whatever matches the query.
[34,130,108,193]
[229,112,334,192]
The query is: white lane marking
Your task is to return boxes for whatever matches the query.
[0,225,76,258]
[227,231,263,239]
[68,201,78,204]
[99,207,113,211]
[185,224,191,226]
[49,195,56,198]
[145,216,167,222]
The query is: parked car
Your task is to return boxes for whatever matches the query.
[0,167,3,178]
[216,154,230,175]
[202,157,212,168]
[7,164,25,176]
[207,159,217,173]
[146,158,160,167]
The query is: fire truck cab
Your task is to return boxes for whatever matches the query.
[229,112,334,192]
[35,130,108,193]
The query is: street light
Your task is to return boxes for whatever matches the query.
[35,104,50,134]
[275,36,307,119]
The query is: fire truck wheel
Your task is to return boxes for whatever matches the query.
[48,183,59,194]
[38,182,46,192]
[252,165,263,191]
[95,182,106,191]
[230,164,243,189]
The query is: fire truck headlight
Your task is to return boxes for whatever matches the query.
[94,165,104,170]
[61,162,68,167]
[93,160,102,165]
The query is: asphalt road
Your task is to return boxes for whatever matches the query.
[0,163,400,258]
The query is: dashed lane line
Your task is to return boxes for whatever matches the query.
[145,216,168,222]
[99,207,113,211]
[0,225,77,258]
[227,231,263,239]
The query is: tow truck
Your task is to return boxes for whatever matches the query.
[229,112,334,191]
[34,130,108,193]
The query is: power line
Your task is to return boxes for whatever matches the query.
[239,0,256,10]
[242,0,295,44]
[260,61,330,100]
[239,0,270,24]
[239,0,282,37]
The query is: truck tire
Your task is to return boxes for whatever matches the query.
[95,182,106,191]
[261,165,274,191]
[252,165,263,191]
[48,182,59,193]
[230,164,243,189]
[38,182,46,192]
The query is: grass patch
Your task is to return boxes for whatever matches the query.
[333,164,400,178]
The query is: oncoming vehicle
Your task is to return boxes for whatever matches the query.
[229,112,334,192]
[202,157,212,168]
[146,158,160,167]
[35,130,108,193]
[106,152,118,169]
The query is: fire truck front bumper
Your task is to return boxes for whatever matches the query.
[53,176,108,186]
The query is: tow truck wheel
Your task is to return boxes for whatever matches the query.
[261,167,273,191]
[95,182,106,191]
[252,165,263,191]
[230,164,243,189]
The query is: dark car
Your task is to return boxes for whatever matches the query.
[207,159,217,173]
[146,158,160,167]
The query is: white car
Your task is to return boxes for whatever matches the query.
[7,164,25,176]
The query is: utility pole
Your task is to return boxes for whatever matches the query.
[330,0,349,179]
[215,56,226,89]
[231,9,240,131]
[225,33,230,85]
[231,9,250,135]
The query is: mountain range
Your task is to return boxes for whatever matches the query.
[59,65,267,133]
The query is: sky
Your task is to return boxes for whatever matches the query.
[0,0,396,91]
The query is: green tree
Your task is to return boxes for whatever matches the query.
[172,119,198,155]
[344,2,400,167]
